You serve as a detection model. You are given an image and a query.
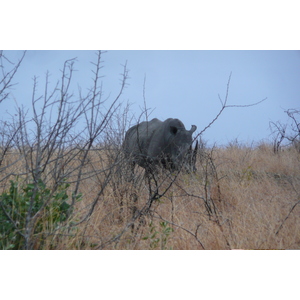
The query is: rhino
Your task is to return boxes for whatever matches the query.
[123,118,198,177]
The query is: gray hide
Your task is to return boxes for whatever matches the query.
[123,118,198,175]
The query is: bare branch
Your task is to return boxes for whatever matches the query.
[194,73,267,141]
[0,51,26,104]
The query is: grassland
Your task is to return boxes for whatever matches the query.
[2,143,299,250]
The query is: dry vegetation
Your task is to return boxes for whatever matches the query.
[83,144,300,250]
[2,143,299,250]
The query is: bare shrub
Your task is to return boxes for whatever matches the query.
[270,108,300,153]
[0,51,129,249]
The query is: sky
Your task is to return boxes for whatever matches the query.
[2,50,300,147]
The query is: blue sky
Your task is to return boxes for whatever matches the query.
[2,50,300,146]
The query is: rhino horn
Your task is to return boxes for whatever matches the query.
[191,139,198,172]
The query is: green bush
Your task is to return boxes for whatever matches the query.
[143,221,174,250]
[0,179,73,250]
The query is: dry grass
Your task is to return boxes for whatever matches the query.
[1,144,300,250]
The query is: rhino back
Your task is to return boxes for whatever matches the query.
[123,118,163,157]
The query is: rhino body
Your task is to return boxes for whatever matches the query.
[123,118,198,175]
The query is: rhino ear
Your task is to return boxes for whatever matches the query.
[190,125,197,133]
[170,126,178,135]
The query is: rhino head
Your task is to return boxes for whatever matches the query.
[164,123,197,172]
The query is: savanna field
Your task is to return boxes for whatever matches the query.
[1,143,299,250]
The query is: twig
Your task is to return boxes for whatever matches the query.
[275,198,300,235]
[153,213,205,249]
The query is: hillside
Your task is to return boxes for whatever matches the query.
[1,143,299,250]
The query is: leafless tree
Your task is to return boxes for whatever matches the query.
[0,51,26,176]
[0,51,129,249]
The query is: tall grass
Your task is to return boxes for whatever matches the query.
[2,143,298,249]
